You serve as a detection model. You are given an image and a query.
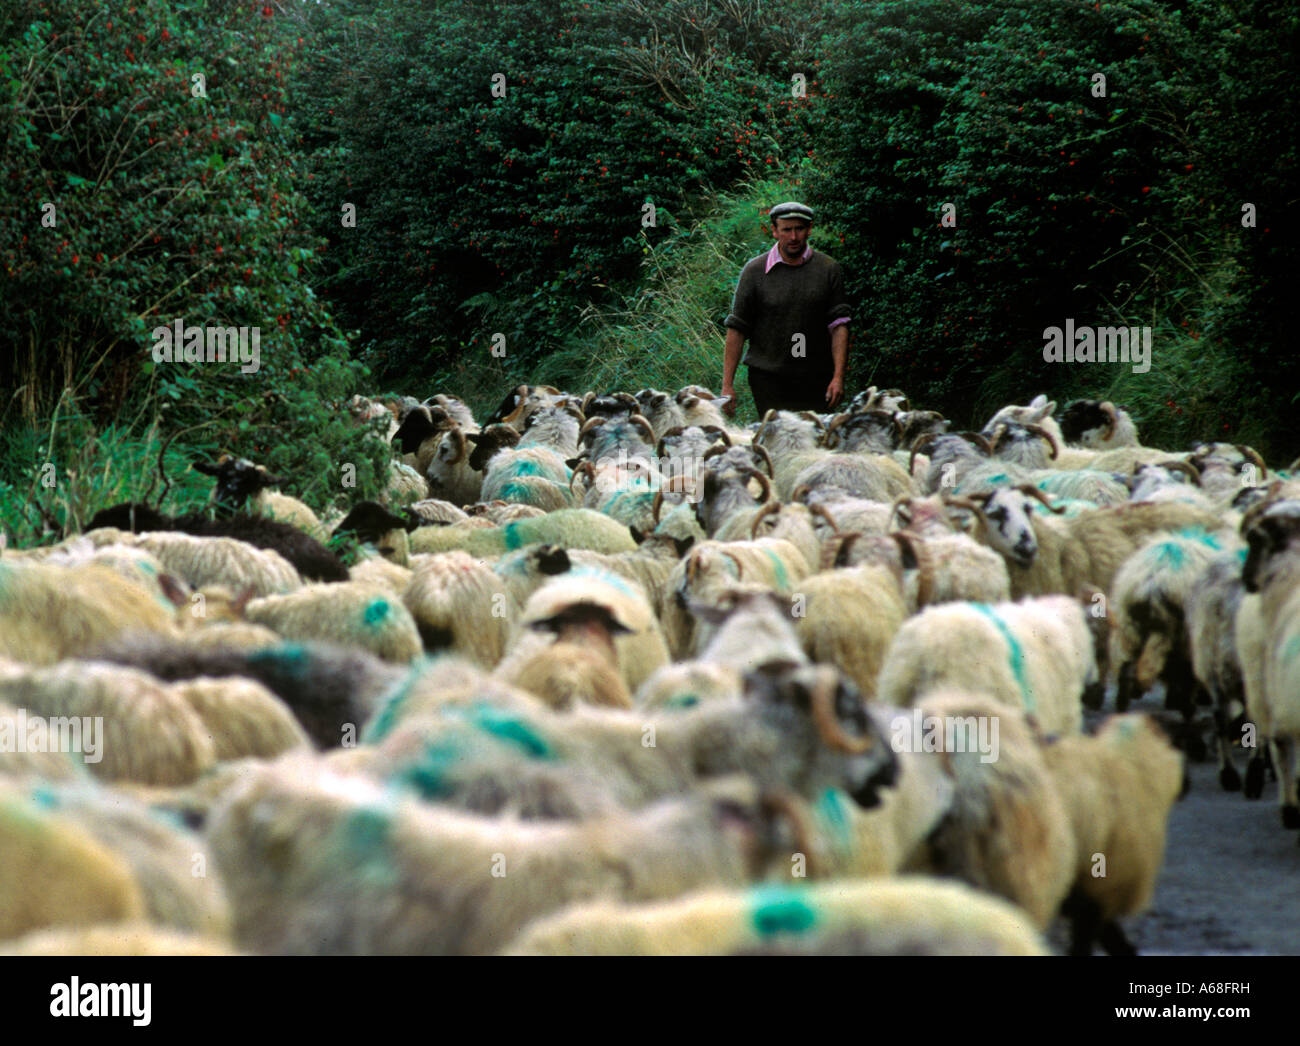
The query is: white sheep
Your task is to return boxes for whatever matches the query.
[246,581,424,663]
[876,594,1097,736]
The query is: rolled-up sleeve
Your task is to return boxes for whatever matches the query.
[724,263,758,336]
[825,261,851,331]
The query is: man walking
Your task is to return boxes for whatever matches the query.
[721,201,850,418]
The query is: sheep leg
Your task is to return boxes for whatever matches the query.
[1115,661,1139,713]
[1244,746,1268,800]
[1061,888,1101,957]
[1098,920,1138,957]
[1275,738,1300,830]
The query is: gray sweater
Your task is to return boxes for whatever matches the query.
[724,250,851,374]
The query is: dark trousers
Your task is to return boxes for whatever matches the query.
[748,364,834,418]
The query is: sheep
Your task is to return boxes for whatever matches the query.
[1040,712,1185,955]
[384,460,429,505]
[332,500,417,569]
[792,485,895,539]
[632,388,688,439]
[981,393,1064,453]
[364,652,897,821]
[913,431,995,495]
[0,560,180,666]
[245,582,423,664]
[400,551,516,668]
[0,662,216,785]
[1059,399,1141,450]
[674,385,742,435]
[909,690,1077,930]
[0,781,148,941]
[503,567,669,696]
[1237,499,1300,829]
[405,498,471,526]
[483,383,564,428]
[18,782,232,938]
[987,420,1060,471]
[493,603,635,711]
[689,466,773,538]
[422,426,486,507]
[791,564,906,700]
[205,757,799,955]
[193,454,329,542]
[635,661,744,712]
[169,676,311,761]
[876,594,1098,737]
[89,636,404,749]
[1033,468,1130,507]
[0,923,239,955]
[950,485,1224,599]
[124,531,303,598]
[422,392,479,431]
[785,445,913,505]
[505,876,1048,956]
[0,699,87,782]
[408,509,639,558]
[391,403,461,478]
[464,501,546,525]
[1125,460,1217,513]
[1108,530,1234,742]
[660,538,810,659]
[823,409,902,454]
[1188,441,1270,505]
[1185,549,1257,791]
[849,385,911,414]
[85,503,347,583]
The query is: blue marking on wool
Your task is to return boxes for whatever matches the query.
[668,693,699,708]
[570,566,639,600]
[457,702,554,760]
[504,521,525,551]
[1172,527,1220,549]
[1151,541,1187,570]
[763,549,790,591]
[750,886,817,937]
[247,643,310,678]
[1237,548,1248,564]
[817,788,853,853]
[510,461,543,479]
[1283,633,1300,666]
[363,598,391,627]
[29,785,59,810]
[391,741,461,799]
[362,660,427,743]
[971,603,1033,712]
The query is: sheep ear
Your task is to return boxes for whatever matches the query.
[192,461,221,476]
[672,535,695,557]
[536,546,570,575]
[158,573,190,609]
[565,457,582,470]
[628,525,645,545]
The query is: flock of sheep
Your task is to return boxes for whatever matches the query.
[2,381,1298,955]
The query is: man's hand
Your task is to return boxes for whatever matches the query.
[825,375,844,409]
[720,385,737,418]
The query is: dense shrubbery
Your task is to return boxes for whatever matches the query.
[291,0,829,386]
[0,0,391,541]
[810,0,1297,457]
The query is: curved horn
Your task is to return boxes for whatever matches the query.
[750,443,775,478]
[746,467,773,505]
[824,412,850,448]
[987,422,1008,455]
[1154,459,1202,485]
[808,670,874,755]
[1235,444,1267,476]
[655,426,686,460]
[758,791,819,881]
[887,495,913,531]
[569,460,596,495]
[790,484,813,504]
[445,425,468,466]
[702,444,728,463]
[1024,423,1060,460]
[630,414,656,445]
[798,410,827,433]
[701,425,732,447]
[1015,484,1066,514]
[806,501,840,535]
[578,416,607,440]
[957,431,993,456]
[909,434,941,478]
[941,494,987,515]
[892,531,933,610]
[748,500,783,539]
[1239,480,1286,536]
[831,531,861,569]
[1099,401,1119,441]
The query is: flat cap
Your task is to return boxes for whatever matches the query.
[769,200,814,223]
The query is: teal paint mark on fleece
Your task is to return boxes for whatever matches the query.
[504,520,525,551]
[817,788,853,853]
[971,603,1033,713]
[461,702,554,760]
[763,549,790,591]
[391,741,461,799]
[363,597,391,628]
[750,886,817,937]
[247,643,310,679]
[1151,541,1187,571]
[361,660,425,743]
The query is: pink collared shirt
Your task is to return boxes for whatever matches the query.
[764,243,851,332]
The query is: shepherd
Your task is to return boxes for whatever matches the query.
[720,201,851,419]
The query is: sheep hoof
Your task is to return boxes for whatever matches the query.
[1244,758,1266,798]
[1218,764,1242,792]
[1281,805,1300,830]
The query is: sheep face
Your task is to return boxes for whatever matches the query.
[1242,503,1300,593]
[194,456,285,510]
[465,425,520,472]
[827,410,899,453]
[977,489,1040,568]
[742,662,899,810]
[980,395,1057,441]
[1059,400,1116,445]
[393,406,453,455]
